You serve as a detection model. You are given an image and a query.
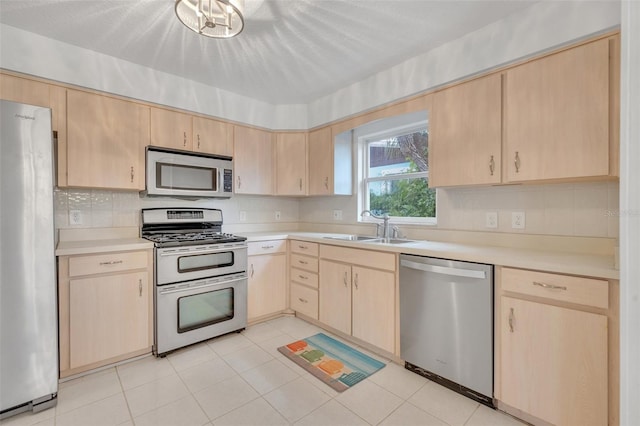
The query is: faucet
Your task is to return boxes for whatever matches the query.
[361,210,390,239]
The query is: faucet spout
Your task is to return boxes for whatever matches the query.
[360,210,391,239]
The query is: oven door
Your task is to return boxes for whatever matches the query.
[155,273,247,355]
[156,244,247,285]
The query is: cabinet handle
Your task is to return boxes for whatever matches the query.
[509,308,516,333]
[489,155,495,176]
[250,263,254,278]
[298,245,308,250]
[514,151,521,173]
[130,166,134,183]
[197,134,201,149]
[324,177,329,189]
[343,272,348,287]
[298,297,308,304]
[237,176,242,189]
[509,307,515,333]
[298,274,308,280]
[533,281,567,291]
[99,260,123,266]
[262,245,274,250]
[138,279,142,297]
[298,260,308,265]
[299,178,303,190]
[183,131,187,147]
[354,273,359,289]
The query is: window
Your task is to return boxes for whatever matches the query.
[357,111,436,224]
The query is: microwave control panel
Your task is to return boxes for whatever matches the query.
[223,169,233,193]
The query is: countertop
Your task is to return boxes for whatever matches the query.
[239,232,619,280]
[55,238,154,256]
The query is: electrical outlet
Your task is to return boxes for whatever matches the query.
[275,211,281,221]
[332,210,343,220]
[239,211,247,222]
[512,211,526,229]
[485,212,498,229]
[69,210,83,225]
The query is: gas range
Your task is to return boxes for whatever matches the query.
[140,208,246,247]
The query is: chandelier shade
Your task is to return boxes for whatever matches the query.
[175,0,244,38]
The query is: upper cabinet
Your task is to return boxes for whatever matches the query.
[308,127,352,196]
[233,125,274,195]
[430,74,502,187]
[150,108,192,151]
[275,132,307,196]
[66,89,149,190]
[193,116,233,157]
[504,37,615,182]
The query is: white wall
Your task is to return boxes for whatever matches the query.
[619,1,640,424]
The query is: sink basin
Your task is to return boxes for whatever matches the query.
[323,235,378,241]
[364,238,417,244]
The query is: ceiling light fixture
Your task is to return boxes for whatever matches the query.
[175,0,244,38]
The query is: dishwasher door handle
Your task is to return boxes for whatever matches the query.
[400,259,486,279]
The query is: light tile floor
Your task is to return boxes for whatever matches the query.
[1,316,526,426]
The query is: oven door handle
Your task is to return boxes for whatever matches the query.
[158,246,246,257]
[158,276,247,295]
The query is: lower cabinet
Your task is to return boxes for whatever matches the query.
[498,267,611,426]
[319,245,396,354]
[289,240,320,320]
[247,240,287,321]
[58,249,153,378]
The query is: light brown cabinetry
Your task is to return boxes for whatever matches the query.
[150,107,192,150]
[497,267,612,426]
[504,38,614,182]
[247,240,287,321]
[66,90,149,190]
[275,132,307,195]
[290,241,320,319]
[319,245,396,354]
[193,116,233,156]
[308,127,352,195]
[233,125,274,195]
[0,73,51,107]
[430,74,502,187]
[58,249,153,378]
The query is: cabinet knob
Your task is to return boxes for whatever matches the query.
[533,281,567,291]
[130,166,134,183]
[298,260,308,265]
[183,131,187,147]
[343,272,348,287]
[100,260,123,266]
[298,297,308,304]
[354,273,359,289]
[138,279,142,297]
[324,177,329,189]
[298,274,308,280]
[197,134,201,149]
[514,151,521,173]
[508,307,515,333]
[489,155,495,176]
[262,245,274,250]
[237,176,242,189]
[250,263,254,278]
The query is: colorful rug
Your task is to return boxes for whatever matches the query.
[278,333,385,392]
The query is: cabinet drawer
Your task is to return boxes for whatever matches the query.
[291,254,318,273]
[291,268,318,289]
[501,267,608,309]
[290,240,319,256]
[69,251,148,277]
[247,240,286,256]
[290,283,318,319]
[320,244,396,271]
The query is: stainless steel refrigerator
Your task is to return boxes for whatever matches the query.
[0,100,58,418]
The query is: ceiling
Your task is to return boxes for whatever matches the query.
[0,0,537,104]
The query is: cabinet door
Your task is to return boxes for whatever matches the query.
[430,73,502,187]
[505,39,610,182]
[193,116,232,156]
[275,132,307,195]
[150,107,192,150]
[247,254,286,320]
[319,260,352,335]
[500,296,607,425]
[69,271,149,369]
[67,90,148,190]
[0,74,50,107]
[308,127,333,195]
[233,125,274,194]
[351,266,395,353]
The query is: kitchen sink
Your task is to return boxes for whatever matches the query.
[323,235,378,241]
[364,238,417,244]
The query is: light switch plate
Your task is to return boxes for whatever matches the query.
[275,211,281,221]
[512,211,526,229]
[485,212,498,229]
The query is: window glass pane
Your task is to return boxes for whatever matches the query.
[178,288,234,333]
[368,177,436,218]
[367,130,428,177]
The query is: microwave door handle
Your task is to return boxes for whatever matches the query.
[159,246,246,257]
[159,276,247,295]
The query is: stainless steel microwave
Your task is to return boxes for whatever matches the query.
[143,146,233,199]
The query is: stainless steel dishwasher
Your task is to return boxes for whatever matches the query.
[399,254,494,406]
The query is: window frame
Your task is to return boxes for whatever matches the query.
[356,111,437,226]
